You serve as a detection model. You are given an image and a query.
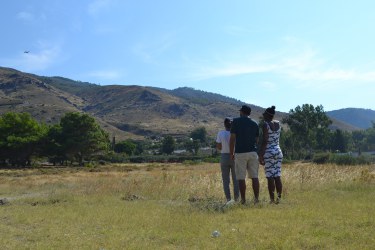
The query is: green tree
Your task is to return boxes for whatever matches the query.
[190,127,207,144]
[133,140,145,155]
[115,140,137,155]
[184,138,200,155]
[351,130,366,155]
[279,129,295,159]
[316,127,333,151]
[43,124,66,165]
[283,104,332,157]
[331,129,349,153]
[161,135,175,155]
[364,122,375,151]
[58,112,110,165]
[0,112,47,166]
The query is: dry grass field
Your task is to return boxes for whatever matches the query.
[0,162,374,249]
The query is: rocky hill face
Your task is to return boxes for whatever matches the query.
[0,67,83,123]
[0,67,363,141]
[0,67,135,140]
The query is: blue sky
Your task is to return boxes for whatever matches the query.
[1,0,375,112]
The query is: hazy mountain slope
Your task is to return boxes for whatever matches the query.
[164,87,244,105]
[328,108,375,130]
[0,67,84,123]
[0,67,138,141]
[32,75,100,95]
[1,67,364,141]
[329,118,362,131]
[42,75,276,137]
[76,85,248,137]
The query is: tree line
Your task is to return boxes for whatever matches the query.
[279,104,375,160]
[0,104,374,167]
[0,112,109,166]
[0,111,211,167]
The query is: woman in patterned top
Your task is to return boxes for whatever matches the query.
[259,106,283,204]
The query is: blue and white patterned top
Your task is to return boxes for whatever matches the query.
[265,121,282,156]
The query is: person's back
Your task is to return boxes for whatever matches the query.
[265,120,281,154]
[216,130,231,153]
[259,106,283,204]
[229,105,260,204]
[216,117,239,202]
[231,116,259,153]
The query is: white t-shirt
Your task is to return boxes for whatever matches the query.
[216,130,231,153]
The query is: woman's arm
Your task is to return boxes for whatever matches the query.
[258,123,269,165]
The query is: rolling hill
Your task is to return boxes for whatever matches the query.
[327,108,375,130]
[0,67,261,139]
[0,67,366,141]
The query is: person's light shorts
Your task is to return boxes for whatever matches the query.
[235,152,259,179]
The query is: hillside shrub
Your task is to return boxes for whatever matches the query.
[98,152,129,163]
[128,155,204,163]
[312,153,330,164]
[329,154,372,165]
[99,153,234,164]
[202,156,220,163]
[330,154,356,165]
[84,162,97,168]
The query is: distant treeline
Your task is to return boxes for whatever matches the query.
[0,112,109,167]
[0,111,213,167]
[0,103,374,167]
[278,104,375,161]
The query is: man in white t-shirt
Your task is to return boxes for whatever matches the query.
[216,117,239,202]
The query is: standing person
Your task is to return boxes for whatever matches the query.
[229,105,260,204]
[216,117,239,203]
[258,106,283,204]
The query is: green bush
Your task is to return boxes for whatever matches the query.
[312,153,330,164]
[97,152,129,163]
[202,157,220,163]
[84,162,97,168]
[329,154,372,165]
[97,153,229,164]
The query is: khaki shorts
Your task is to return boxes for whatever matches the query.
[234,152,259,180]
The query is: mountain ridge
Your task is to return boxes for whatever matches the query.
[0,67,371,141]
[327,108,375,130]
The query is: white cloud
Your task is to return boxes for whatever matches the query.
[223,25,254,36]
[260,82,278,92]
[22,48,61,71]
[0,41,62,72]
[190,63,277,81]
[277,50,375,89]
[132,33,176,64]
[182,40,375,90]
[88,0,113,16]
[16,11,35,22]
[86,70,123,81]
[92,24,119,35]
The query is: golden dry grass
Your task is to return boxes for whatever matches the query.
[0,162,374,249]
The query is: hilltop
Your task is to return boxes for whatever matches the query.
[327,108,375,130]
[0,67,368,141]
[0,67,270,140]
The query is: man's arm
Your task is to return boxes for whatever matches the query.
[216,143,222,151]
[229,133,236,160]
